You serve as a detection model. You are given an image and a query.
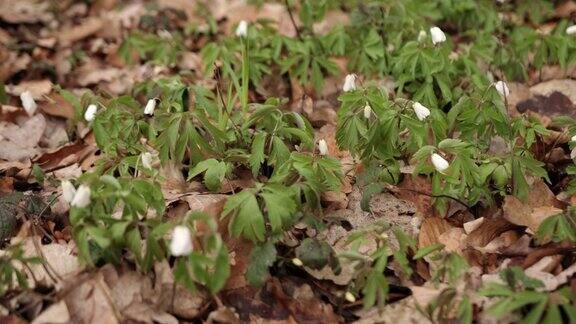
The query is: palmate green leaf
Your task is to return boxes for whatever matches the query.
[260,184,298,232]
[188,159,229,192]
[362,249,389,309]
[249,132,266,177]
[223,190,266,242]
[413,243,445,260]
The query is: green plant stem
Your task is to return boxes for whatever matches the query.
[241,38,250,119]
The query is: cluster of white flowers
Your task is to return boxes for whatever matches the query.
[61,180,92,208]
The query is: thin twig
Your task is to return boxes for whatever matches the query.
[284,0,303,41]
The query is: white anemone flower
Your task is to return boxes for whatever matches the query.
[318,139,328,156]
[430,27,446,45]
[84,104,98,122]
[494,81,510,97]
[342,74,357,92]
[144,99,156,115]
[70,185,91,208]
[141,152,156,169]
[566,25,576,35]
[170,225,193,256]
[413,102,431,121]
[431,153,450,173]
[363,103,372,119]
[61,180,77,203]
[235,20,248,37]
[20,91,37,116]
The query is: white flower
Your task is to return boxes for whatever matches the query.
[20,91,37,116]
[61,180,76,203]
[170,225,193,256]
[494,81,510,97]
[292,258,303,266]
[318,139,328,156]
[417,30,427,42]
[430,26,446,45]
[144,99,156,115]
[235,20,248,37]
[571,148,576,160]
[71,185,91,208]
[344,292,356,303]
[84,104,98,122]
[571,134,576,142]
[431,153,450,173]
[567,25,576,35]
[342,74,357,92]
[141,152,156,169]
[363,103,372,119]
[413,102,431,121]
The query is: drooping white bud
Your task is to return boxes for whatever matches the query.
[566,25,576,35]
[292,258,303,266]
[417,30,427,42]
[318,139,328,156]
[20,91,37,116]
[363,103,372,119]
[84,104,98,122]
[71,185,91,208]
[345,292,356,303]
[61,180,77,203]
[431,153,450,173]
[141,152,156,169]
[170,225,193,256]
[144,99,156,115]
[235,20,248,37]
[494,81,510,97]
[342,74,357,92]
[430,27,446,45]
[413,102,431,121]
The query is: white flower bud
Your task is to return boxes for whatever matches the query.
[141,152,156,169]
[417,30,427,42]
[84,104,98,122]
[431,153,450,173]
[170,225,193,256]
[342,74,357,92]
[345,292,356,303]
[430,27,446,45]
[20,91,37,116]
[235,20,248,37]
[571,148,576,160]
[71,185,91,208]
[494,81,510,97]
[318,139,328,156]
[363,103,372,119]
[61,180,76,203]
[413,102,431,121]
[144,99,156,115]
[292,258,303,266]
[567,25,576,35]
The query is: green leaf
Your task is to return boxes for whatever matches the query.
[223,190,266,242]
[245,241,277,286]
[413,243,445,260]
[249,132,266,177]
